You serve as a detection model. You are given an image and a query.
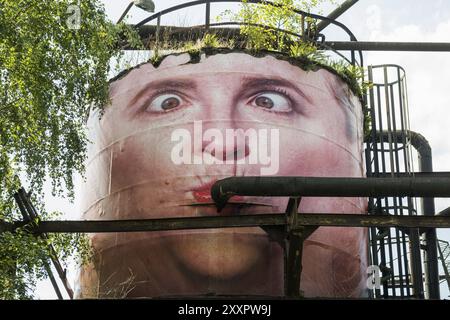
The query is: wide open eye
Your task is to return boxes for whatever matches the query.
[146,94,182,112]
[250,92,292,112]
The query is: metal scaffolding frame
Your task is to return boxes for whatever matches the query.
[2,176,450,299]
[4,0,450,300]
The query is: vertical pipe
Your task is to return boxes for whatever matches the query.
[383,78,397,297]
[155,15,161,57]
[397,68,414,296]
[286,233,304,297]
[403,77,415,173]
[367,66,378,181]
[412,134,440,299]
[409,227,425,298]
[397,68,412,297]
[389,81,405,297]
[369,130,440,299]
[366,66,381,298]
[367,65,437,298]
[383,67,396,174]
[386,231,396,296]
[403,198,413,296]
[301,15,305,40]
[384,68,399,297]
[205,1,210,31]
[375,83,390,298]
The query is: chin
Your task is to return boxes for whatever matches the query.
[166,228,271,280]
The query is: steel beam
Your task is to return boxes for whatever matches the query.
[323,41,450,52]
[437,207,450,217]
[316,0,359,32]
[132,24,450,52]
[1,213,450,234]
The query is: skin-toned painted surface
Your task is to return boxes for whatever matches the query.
[76,52,368,298]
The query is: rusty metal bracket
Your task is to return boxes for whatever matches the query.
[283,197,319,297]
[285,225,318,297]
[13,188,74,300]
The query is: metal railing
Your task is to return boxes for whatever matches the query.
[130,0,363,66]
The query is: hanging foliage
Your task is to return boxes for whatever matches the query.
[0,0,142,299]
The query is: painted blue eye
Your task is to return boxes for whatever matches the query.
[147,94,181,112]
[252,92,291,112]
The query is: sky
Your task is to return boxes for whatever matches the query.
[35,0,450,299]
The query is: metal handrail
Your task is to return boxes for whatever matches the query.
[132,0,363,66]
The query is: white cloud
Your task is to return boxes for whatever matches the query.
[366,4,382,37]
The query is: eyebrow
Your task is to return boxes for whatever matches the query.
[128,79,197,107]
[240,76,314,104]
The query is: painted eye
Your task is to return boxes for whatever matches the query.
[147,94,182,112]
[251,92,291,112]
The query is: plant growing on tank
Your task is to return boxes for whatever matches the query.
[216,0,371,100]
[217,0,331,51]
[147,1,372,134]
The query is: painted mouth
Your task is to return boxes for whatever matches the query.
[185,178,274,214]
[191,179,242,203]
[192,189,216,203]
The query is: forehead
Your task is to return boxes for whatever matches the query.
[109,52,338,99]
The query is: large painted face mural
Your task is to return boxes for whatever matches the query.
[76,51,368,298]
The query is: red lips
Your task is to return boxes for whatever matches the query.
[192,189,213,202]
[192,181,243,203]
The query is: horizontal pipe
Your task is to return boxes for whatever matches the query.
[211,176,450,211]
[1,213,449,234]
[373,172,450,178]
[131,25,450,52]
[295,214,450,229]
[323,41,450,51]
[0,214,285,233]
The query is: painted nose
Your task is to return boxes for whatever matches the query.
[195,82,251,163]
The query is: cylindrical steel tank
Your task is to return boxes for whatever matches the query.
[76,51,367,298]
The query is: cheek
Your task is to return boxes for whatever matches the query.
[277,131,362,177]
[110,127,179,192]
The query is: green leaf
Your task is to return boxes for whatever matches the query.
[0,0,139,299]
